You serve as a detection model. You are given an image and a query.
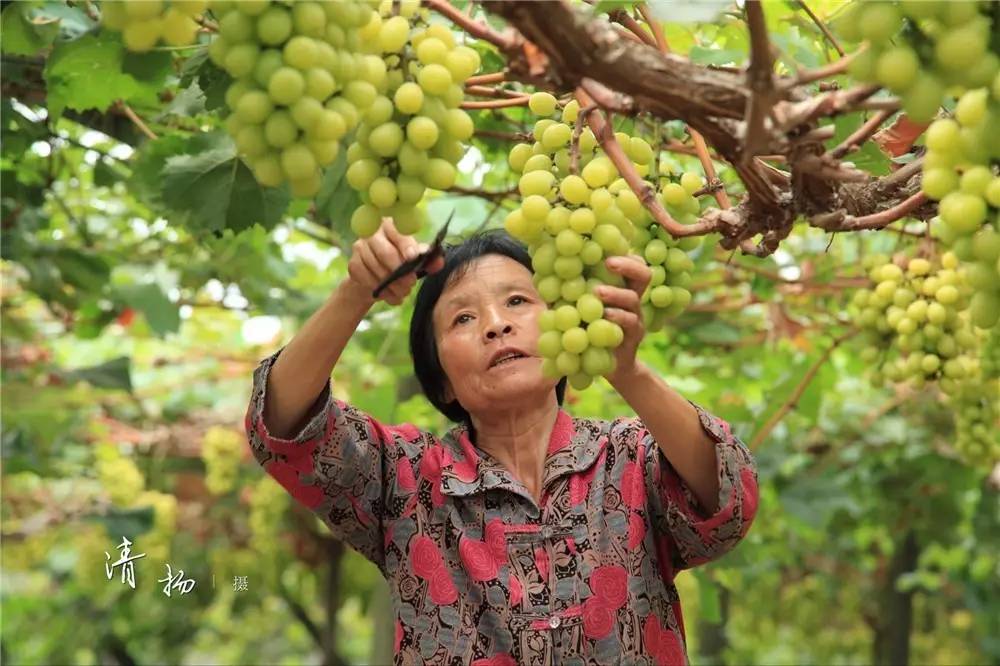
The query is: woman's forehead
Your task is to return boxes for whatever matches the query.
[435,256,533,311]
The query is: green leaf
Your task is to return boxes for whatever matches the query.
[315,148,360,240]
[52,247,111,292]
[1,2,60,56]
[43,32,163,118]
[116,282,181,336]
[63,356,133,392]
[89,506,156,541]
[160,132,290,234]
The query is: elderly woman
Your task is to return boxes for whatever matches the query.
[245,218,759,665]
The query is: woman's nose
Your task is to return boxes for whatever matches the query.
[484,319,513,340]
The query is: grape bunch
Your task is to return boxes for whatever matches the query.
[836,0,998,122]
[949,377,999,465]
[922,83,1000,330]
[201,425,244,495]
[134,489,180,562]
[852,252,981,393]
[345,3,480,238]
[504,93,704,390]
[100,0,206,52]
[249,476,290,579]
[210,0,378,197]
[96,444,146,506]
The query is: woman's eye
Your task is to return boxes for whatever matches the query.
[454,297,525,325]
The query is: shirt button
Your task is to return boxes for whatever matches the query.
[541,526,553,539]
[548,615,561,629]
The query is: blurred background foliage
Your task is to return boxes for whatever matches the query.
[2,0,998,665]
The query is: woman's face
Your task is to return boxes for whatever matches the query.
[432,254,557,414]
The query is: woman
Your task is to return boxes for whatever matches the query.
[245,217,759,665]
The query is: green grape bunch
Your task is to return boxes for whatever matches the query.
[100,0,207,52]
[210,0,380,197]
[852,251,982,393]
[504,93,707,390]
[922,81,1000,330]
[201,425,245,495]
[836,0,998,122]
[345,1,480,238]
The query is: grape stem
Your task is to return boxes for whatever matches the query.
[607,9,658,48]
[796,0,844,57]
[465,85,529,99]
[825,109,894,160]
[569,103,597,175]
[445,184,519,201]
[464,72,506,86]
[637,5,670,54]
[423,0,515,50]
[840,191,929,231]
[636,4,732,210]
[460,97,531,109]
[116,101,157,141]
[788,50,861,88]
[576,86,715,238]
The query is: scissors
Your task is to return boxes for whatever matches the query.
[371,210,454,300]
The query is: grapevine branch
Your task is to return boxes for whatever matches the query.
[430,1,928,255]
[742,1,778,159]
[460,96,530,109]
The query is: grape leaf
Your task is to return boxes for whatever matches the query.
[115,282,181,336]
[0,2,60,56]
[43,32,164,118]
[62,356,133,392]
[160,132,290,234]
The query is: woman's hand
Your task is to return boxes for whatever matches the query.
[345,217,445,307]
[594,253,652,385]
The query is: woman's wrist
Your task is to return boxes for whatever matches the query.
[335,278,376,315]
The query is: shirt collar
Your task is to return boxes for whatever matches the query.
[439,408,607,499]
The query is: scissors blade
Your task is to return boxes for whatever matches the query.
[371,211,455,299]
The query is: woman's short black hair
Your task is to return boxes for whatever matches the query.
[409,228,567,439]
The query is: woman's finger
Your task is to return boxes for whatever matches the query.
[606,255,652,293]
[348,243,379,290]
[602,307,641,331]
[596,285,640,313]
[356,241,391,284]
[369,229,409,271]
[381,216,423,258]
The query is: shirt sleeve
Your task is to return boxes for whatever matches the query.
[243,346,422,571]
[641,399,760,572]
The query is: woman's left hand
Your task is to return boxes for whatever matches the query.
[595,253,652,386]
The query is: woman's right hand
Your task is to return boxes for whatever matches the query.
[345,217,445,307]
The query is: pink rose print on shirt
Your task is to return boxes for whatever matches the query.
[627,512,646,550]
[410,535,458,605]
[394,619,403,653]
[459,536,500,582]
[643,615,685,665]
[583,565,629,639]
[396,457,417,492]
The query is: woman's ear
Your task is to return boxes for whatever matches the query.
[441,379,455,404]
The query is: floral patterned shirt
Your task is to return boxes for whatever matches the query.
[245,347,760,665]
